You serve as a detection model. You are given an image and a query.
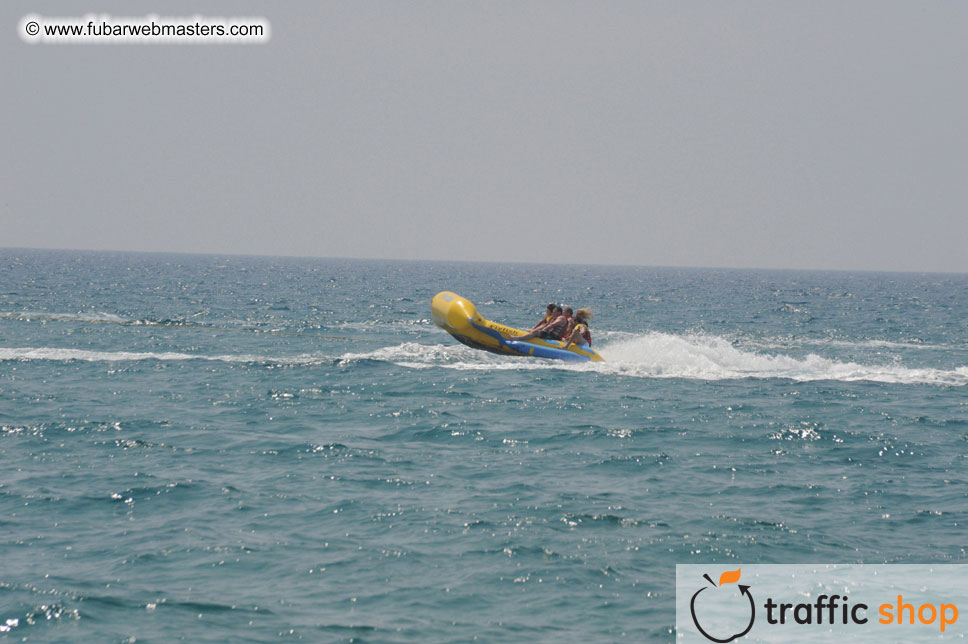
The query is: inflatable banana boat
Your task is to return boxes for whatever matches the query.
[431,291,604,362]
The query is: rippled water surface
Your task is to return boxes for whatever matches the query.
[1,249,967,642]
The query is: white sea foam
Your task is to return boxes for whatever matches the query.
[4,333,966,385]
[333,319,433,331]
[0,311,131,324]
[0,346,325,365]
[744,336,955,352]
[339,334,968,386]
[339,342,512,369]
[596,333,968,384]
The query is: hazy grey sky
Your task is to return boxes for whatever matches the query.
[3,1,967,271]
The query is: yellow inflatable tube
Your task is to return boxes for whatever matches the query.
[431,291,604,362]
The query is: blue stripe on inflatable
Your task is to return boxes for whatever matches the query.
[503,340,590,362]
[468,318,591,362]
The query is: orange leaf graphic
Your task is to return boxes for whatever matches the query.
[718,568,741,586]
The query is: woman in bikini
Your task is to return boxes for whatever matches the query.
[562,308,593,350]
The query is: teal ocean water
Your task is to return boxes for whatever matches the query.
[2,249,967,642]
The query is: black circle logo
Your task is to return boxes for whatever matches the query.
[689,570,755,643]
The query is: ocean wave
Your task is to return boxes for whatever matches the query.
[743,336,956,352]
[0,311,130,324]
[1,310,431,336]
[4,334,965,385]
[597,333,968,385]
[338,342,513,369]
[0,346,326,366]
[338,334,968,386]
[333,319,434,331]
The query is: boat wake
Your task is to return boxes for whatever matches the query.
[339,332,968,386]
[597,332,968,385]
[0,346,327,366]
[3,332,965,385]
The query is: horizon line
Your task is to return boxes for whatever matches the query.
[1,245,965,277]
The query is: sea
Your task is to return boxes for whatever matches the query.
[1,248,966,643]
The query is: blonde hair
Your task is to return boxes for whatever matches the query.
[575,308,594,322]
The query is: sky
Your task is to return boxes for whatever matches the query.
[3,1,967,272]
